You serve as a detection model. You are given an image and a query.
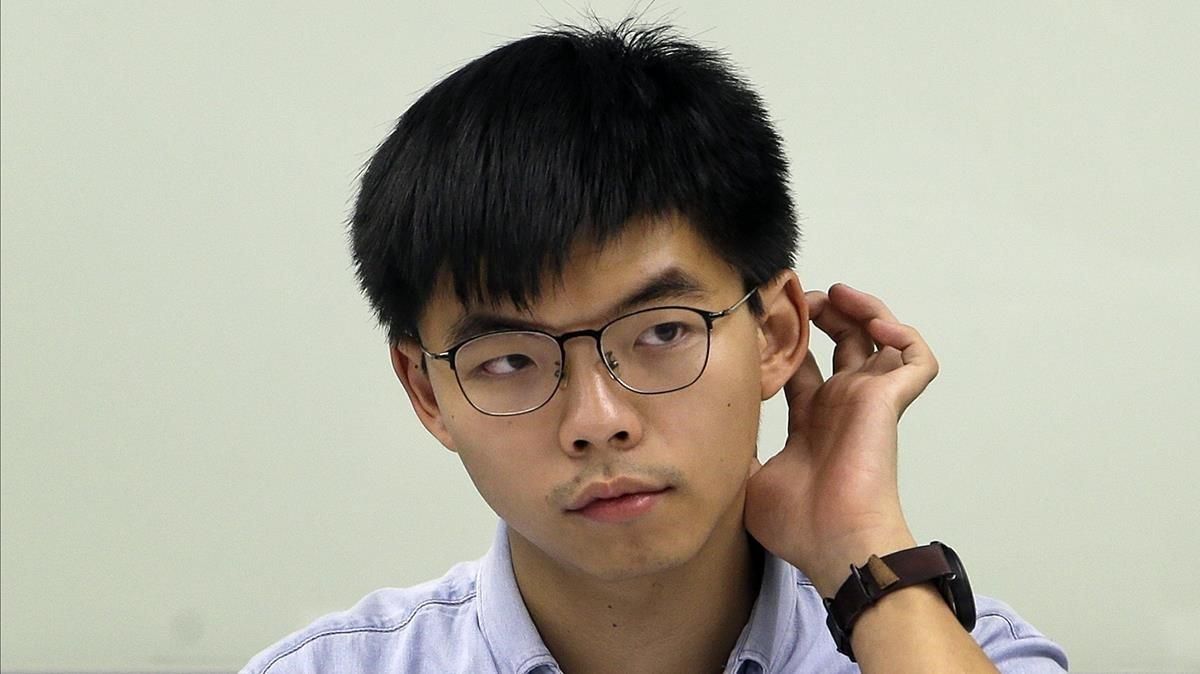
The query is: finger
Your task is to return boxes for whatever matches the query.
[864,345,904,375]
[805,289,829,318]
[807,290,875,372]
[828,283,900,329]
[866,318,939,405]
[783,350,824,424]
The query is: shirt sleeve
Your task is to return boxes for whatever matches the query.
[971,595,1070,673]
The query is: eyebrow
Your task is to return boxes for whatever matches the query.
[442,268,709,348]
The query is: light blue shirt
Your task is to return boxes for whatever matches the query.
[242,522,1069,673]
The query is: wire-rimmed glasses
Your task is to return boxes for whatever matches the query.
[420,289,757,416]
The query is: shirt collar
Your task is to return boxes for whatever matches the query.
[477,521,560,674]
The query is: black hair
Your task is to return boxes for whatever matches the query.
[350,19,798,344]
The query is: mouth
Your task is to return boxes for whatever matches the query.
[566,478,672,524]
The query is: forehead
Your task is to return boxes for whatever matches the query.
[419,218,740,339]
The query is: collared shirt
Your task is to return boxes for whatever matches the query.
[241,522,1069,673]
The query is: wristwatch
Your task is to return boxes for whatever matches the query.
[822,541,976,662]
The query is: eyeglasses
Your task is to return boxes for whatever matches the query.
[421,289,757,416]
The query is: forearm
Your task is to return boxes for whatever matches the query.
[850,583,998,674]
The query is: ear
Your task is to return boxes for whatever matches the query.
[390,340,458,452]
[755,270,810,400]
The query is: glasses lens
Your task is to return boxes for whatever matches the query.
[454,332,561,414]
[602,308,710,393]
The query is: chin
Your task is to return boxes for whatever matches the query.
[555,524,708,582]
[572,548,692,582]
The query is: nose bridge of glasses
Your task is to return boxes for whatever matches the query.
[557,327,619,378]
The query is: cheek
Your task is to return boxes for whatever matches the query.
[702,342,763,446]
[699,337,764,420]
[442,416,555,518]
[656,354,761,467]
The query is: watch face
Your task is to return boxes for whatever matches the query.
[937,542,977,631]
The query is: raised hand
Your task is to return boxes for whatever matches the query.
[744,283,938,597]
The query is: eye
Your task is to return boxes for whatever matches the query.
[636,321,690,347]
[477,353,535,376]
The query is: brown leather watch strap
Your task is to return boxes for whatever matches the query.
[823,544,956,659]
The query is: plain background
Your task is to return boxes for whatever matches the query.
[2,1,1197,671]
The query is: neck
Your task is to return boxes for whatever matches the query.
[509,520,763,674]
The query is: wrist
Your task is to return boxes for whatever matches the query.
[851,581,947,633]
[821,540,979,663]
[848,583,968,665]
[807,528,918,597]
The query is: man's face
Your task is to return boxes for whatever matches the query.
[402,218,770,581]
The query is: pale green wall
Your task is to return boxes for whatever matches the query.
[2,1,1197,671]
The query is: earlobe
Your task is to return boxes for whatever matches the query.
[390,342,458,452]
[756,270,810,400]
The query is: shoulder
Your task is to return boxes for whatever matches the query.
[239,560,490,674]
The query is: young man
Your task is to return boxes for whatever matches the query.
[243,22,1068,673]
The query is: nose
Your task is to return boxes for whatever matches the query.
[555,337,643,456]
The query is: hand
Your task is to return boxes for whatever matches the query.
[744,283,938,597]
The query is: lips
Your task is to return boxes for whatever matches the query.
[570,489,669,524]
[565,477,669,511]
[564,474,672,522]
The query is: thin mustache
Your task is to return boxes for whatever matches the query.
[549,463,684,507]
